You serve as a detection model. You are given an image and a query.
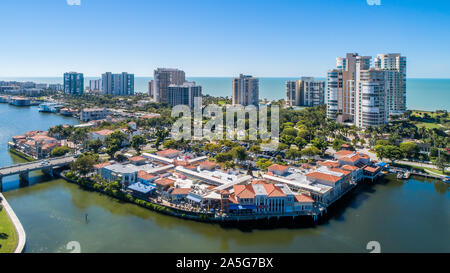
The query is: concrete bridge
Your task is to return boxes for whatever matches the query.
[0,156,75,191]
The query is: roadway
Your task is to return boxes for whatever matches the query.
[0,156,75,177]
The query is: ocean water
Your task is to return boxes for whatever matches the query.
[1,77,449,111]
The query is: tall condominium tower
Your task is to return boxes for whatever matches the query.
[354,68,388,128]
[101,72,134,96]
[286,77,325,107]
[232,74,259,106]
[374,53,407,115]
[148,80,154,98]
[286,81,297,107]
[327,53,371,122]
[327,52,404,127]
[152,68,186,103]
[167,81,202,109]
[326,69,343,120]
[63,72,84,95]
[89,79,102,92]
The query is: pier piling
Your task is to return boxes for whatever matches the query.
[19,172,29,187]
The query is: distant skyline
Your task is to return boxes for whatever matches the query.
[1,0,449,78]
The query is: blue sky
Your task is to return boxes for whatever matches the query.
[0,0,449,77]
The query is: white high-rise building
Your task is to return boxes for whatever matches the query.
[354,68,388,128]
[374,53,407,115]
[286,77,325,107]
[327,53,371,122]
[326,53,406,127]
[232,74,259,106]
[89,79,102,92]
[101,72,134,96]
[151,68,186,103]
[168,81,202,109]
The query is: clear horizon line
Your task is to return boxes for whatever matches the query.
[1,75,449,80]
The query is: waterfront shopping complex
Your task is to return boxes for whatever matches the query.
[93,149,383,219]
[5,123,385,221]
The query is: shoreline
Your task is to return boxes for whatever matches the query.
[0,193,26,253]
[57,170,342,227]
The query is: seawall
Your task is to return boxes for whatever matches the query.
[0,193,26,253]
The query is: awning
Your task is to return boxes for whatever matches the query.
[186,194,202,203]
[229,204,256,210]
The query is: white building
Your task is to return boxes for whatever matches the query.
[286,77,325,107]
[152,68,186,103]
[101,164,138,188]
[232,74,259,106]
[101,72,134,96]
[355,68,388,128]
[327,52,404,127]
[80,107,109,122]
[374,53,407,115]
[89,79,102,92]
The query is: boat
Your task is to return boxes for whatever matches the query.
[39,102,63,113]
[397,172,404,179]
[403,171,411,179]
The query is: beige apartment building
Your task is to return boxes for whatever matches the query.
[150,68,186,103]
[232,74,259,106]
[354,68,388,128]
[374,53,407,115]
[327,53,406,127]
[286,77,325,107]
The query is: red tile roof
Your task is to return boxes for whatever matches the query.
[42,142,59,150]
[251,180,267,184]
[341,165,359,171]
[200,160,217,167]
[363,166,381,173]
[155,177,175,186]
[129,156,146,162]
[234,185,255,199]
[94,162,111,169]
[170,188,191,195]
[319,161,340,168]
[334,150,354,158]
[295,194,314,203]
[337,152,370,163]
[94,129,114,136]
[138,170,156,180]
[306,172,342,183]
[263,184,286,197]
[268,164,289,171]
[329,168,352,175]
[156,149,181,156]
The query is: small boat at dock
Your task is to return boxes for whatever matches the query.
[403,171,411,179]
[39,102,63,113]
[397,172,404,179]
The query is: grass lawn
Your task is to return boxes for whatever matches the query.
[392,162,449,176]
[415,122,442,129]
[424,167,450,176]
[0,207,18,253]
